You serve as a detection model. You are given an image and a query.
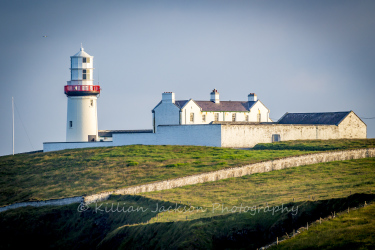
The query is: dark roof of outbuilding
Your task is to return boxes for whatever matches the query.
[277,111,351,125]
[98,129,153,137]
[174,100,257,112]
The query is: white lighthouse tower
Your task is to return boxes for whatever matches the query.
[64,46,100,142]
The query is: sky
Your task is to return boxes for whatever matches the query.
[0,0,374,156]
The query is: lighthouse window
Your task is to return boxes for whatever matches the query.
[90,100,93,107]
[82,69,90,80]
[69,121,73,128]
[83,57,87,63]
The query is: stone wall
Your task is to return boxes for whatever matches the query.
[221,124,341,148]
[83,148,375,204]
[0,196,83,213]
[338,112,367,138]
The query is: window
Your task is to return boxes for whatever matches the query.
[232,113,236,122]
[202,114,206,122]
[214,113,219,121]
[90,100,93,107]
[257,113,261,122]
[83,57,90,63]
[69,121,73,128]
[272,134,281,142]
[245,115,249,122]
[190,113,194,123]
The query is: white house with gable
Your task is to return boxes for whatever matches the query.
[152,89,271,132]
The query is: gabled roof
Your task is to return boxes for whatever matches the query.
[277,111,351,125]
[153,99,268,112]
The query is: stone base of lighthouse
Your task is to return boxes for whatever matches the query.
[66,96,98,142]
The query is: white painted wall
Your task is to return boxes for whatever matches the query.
[113,124,222,147]
[153,102,180,132]
[180,100,202,124]
[248,101,270,122]
[66,96,98,142]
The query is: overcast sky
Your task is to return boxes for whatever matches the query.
[0,0,374,156]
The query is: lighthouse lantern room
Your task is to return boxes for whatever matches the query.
[65,47,100,142]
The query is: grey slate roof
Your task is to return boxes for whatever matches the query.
[174,100,189,109]
[277,111,351,125]
[175,100,257,112]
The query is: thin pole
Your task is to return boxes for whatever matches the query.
[12,97,14,155]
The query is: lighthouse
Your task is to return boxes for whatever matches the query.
[64,47,100,142]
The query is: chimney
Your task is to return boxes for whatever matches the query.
[162,92,175,103]
[248,93,257,102]
[210,89,220,103]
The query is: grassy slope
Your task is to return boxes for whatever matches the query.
[97,157,375,249]
[270,202,375,250]
[1,193,374,250]
[253,138,375,151]
[0,156,374,249]
[0,145,313,206]
[98,195,375,250]
[1,139,374,207]
[142,158,375,221]
[0,139,374,249]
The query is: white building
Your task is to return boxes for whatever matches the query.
[65,47,100,142]
[152,89,271,132]
[42,50,367,152]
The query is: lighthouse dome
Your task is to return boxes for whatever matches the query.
[72,47,92,58]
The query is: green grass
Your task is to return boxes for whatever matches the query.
[254,138,375,151]
[97,194,375,250]
[1,193,373,249]
[143,158,375,219]
[0,157,375,249]
[0,145,314,206]
[271,202,375,250]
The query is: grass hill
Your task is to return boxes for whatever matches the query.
[0,139,374,249]
[254,138,375,151]
[270,201,375,249]
[0,145,313,206]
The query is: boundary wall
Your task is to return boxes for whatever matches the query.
[43,124,222,152]
[84,148,375,204]
[113,124,221,147]
[0,196,83,213]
